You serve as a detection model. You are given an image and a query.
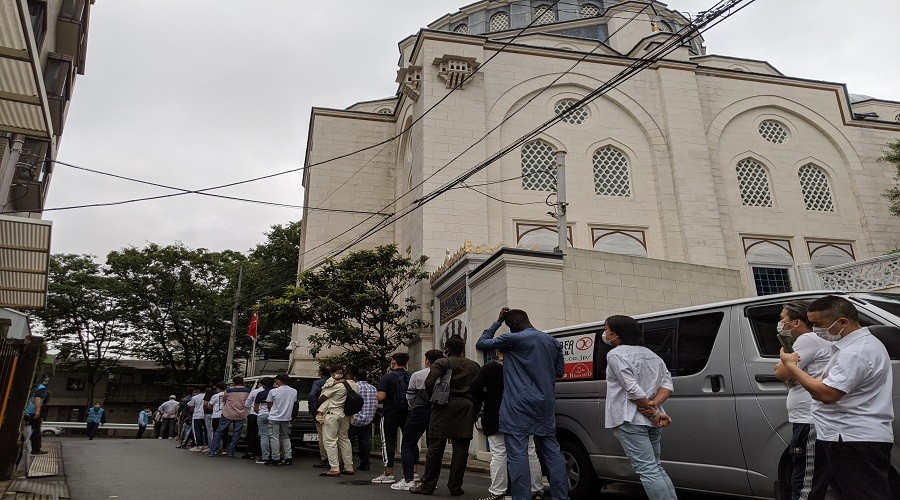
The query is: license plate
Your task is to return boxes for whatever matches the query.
[303,433,318,442]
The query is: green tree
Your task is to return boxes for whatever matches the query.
[242,221,302,359]
[881,139,900,217]
[268,244,429,375]
[106,243,245,385]
[32,254,128,407]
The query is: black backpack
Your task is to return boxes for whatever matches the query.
[342,381,365,416]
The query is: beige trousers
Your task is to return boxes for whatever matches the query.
[323,412,354,472]
[315,421,327,461]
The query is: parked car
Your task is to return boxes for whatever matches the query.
[41,426,64,436]
[244,375,319,450]
[548,291,900,499]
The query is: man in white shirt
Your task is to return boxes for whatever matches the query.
[265,373,298,466]
[157,395,179,439]
[774,301,833,500]
[780,295,894,500]
[187,387,208,452]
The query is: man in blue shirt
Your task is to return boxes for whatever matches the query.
[86,402,107,440]
[136,405,151,439]
[476,308,568,500]
[24,378,49,454]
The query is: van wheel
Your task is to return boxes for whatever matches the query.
[775,451,792,500]
[560,439,595,500]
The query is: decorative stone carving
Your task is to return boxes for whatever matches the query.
[432,55,479,89]
[817,254,900,292]
[396,65,422,102]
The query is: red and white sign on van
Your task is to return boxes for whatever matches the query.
[559,333,596,380]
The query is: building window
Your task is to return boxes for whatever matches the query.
[744,237,794,296]
[28,1,46,49]
[895,113,900,123]
[554,99,589,125]
[521,140,558,191]
[592,146,631,196]
[580,4,601,18]
[735,158,773,207]
[798,164,835,212]
[376,108,392,114]
[44,57,71,99]
[453,23,468,34]
[489,11,510,31]
[534,4,556,25]
[758,120,789,144]
[65,378,85,391]
[592,228,647,257]
[807,241,854,269]
[60,0,87,21]
[516,223,572,251]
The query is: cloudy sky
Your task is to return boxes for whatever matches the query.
[51,0,900,258]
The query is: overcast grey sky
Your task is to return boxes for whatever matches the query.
[51,0,900,257]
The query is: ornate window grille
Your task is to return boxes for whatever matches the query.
[534,5,556,25]
[453,23,468,34]
[592,146,631,196]
[798,164,835,212]
[758,120,789,144]
[489,11,510,31]
[895,113,900,123]
[554,99,589,125]
[735,158,773,207]
[580,4,601,18]
[376,108,391,114]
[521,140,557,191]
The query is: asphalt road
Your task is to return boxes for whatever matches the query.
[60,438,739,500]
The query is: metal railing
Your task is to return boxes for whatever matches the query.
[816,253,900,292]
[44,421,139,431]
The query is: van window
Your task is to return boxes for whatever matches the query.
[641,312,723,376]
[864,295,900,320]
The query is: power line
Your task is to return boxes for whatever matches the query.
[318,0,752,266]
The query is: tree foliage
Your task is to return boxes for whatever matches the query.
[32,254,127,406]
[268,245,429,375]
[881,139,900,217]
[106,243,245,386]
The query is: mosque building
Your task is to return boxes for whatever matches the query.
[291,0,900,376]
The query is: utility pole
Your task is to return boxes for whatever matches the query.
[224,265,243,382]
[553,150,568,252]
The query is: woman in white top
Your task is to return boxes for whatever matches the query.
[603,315,677,500]
[773,301,833,500]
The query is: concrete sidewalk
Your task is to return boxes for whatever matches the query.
[2,441,69,499]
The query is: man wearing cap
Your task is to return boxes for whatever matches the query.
[158,395,179,439]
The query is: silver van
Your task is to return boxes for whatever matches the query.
[549,291,900,499]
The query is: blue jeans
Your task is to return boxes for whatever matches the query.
[257,414,270,460]
[613,422,677,500]
[208,417,244,456]
[204,415,214,445]
[506,434,569,500]
[268,420,291,460]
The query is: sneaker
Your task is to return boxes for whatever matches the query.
[371,474,395,484]
[255,460,266,464]
[157,437,162,439]
[283,459,293,466]
[241,454,254,460]
[264,459,279,466]
[477,495,506,500]
[189,446,202,452]
[413,473,420,481]
[391,480,415,491]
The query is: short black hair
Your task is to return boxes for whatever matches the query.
[356,369,368,381]
[605,315,644,346]
[505,309,529,325]
[208,376,222,385]
[216,382,227,390]
[318,365,331,377]
[808,295,859,323]
[232,376,244,385]
[330,365,345,375]
[782,302,812,328]
[275,373,290,383]
[424,349,445,364]
[345,364,359,379]
[260,376,274,388]
[391,352,409,367]
[445,335,465,356]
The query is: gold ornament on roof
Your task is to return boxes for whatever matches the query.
[651,22,661,32]
[430,240,501,282]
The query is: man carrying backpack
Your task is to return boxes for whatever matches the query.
[372,353,411,484]
[317,366,361,477]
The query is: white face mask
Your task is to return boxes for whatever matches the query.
[601,332,613,346]
[812,319,843,342]
[776,321,793,336]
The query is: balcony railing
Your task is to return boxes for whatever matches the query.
[816,253,900,292]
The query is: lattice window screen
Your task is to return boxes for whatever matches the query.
[580,4,601,17]
[758,120,789,144]
[798,164,835,212]
[534,5,556,24]
[376,108,391,114]
[895,113,900,123]
[521,140,558,191]
[554,99,589,125]
[489,12,510,31]
[735,158,773,207]
[593,146,631,196]
[453,24,469,34]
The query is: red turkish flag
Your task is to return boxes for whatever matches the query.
[247,312,258,339]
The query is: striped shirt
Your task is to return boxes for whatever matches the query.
[605,345,674,428]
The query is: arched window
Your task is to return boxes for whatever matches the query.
[592,146,631,196]
[808,241,854,269]
[517,223,571,251]
[376,108,392,114]
[453,23,468,34]
[798,164,835,212]
[744,238,794,295]
[489,11,510,31]
[534,5,556,25]
[735,158,773,207]
[758,120,789,144]
[580,4,601,18]
[521,140,557,191]
[554,99,589,125]
[592,228,647,257]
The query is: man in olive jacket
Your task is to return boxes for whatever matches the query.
[409,335,481,496]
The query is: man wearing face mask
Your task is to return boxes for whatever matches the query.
[773,302,833,500]
[779,295,894,500]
